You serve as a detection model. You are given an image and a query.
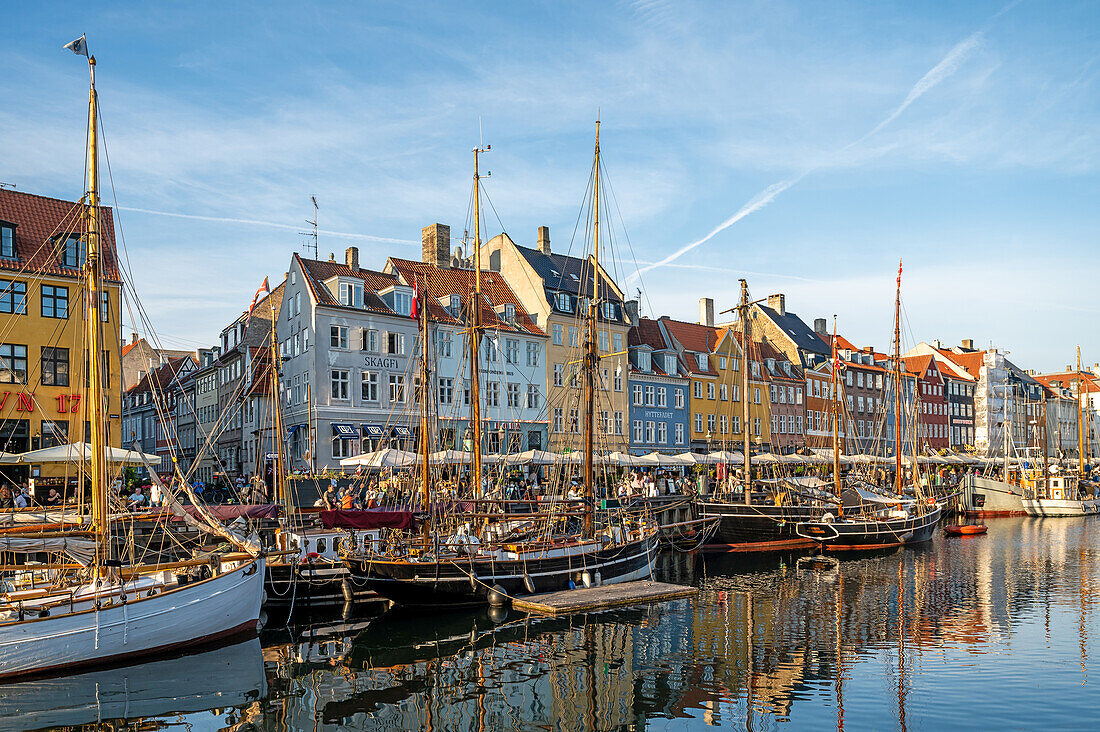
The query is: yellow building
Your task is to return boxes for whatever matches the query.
[0,189,122,497]
[660,318,770,452]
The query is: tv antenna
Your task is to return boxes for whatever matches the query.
[0,182,15,190]
[299,196,319,259]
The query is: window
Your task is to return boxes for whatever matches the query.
[389,374,406,403]
[330,325,348,349]
[645,385,655,406]
[707,414,716,432]
[0,280,26,314]
[634,384,643,406]
[695,413,703,432]
[507,382,520,408]
[568,326,578,347]
[553,363,564,387]
[657,422,667,444]
[438,377,453,404]
[645,421,655,443]
[553,323,563,345]
[720,384,727,401]
[601,301,617,320]
[385,331,405,355]
[0,223,13,258]
[780,414,787,434]
[657,387,667,408]
[615,411,624,435]
[599,330,609,353]
[60,234,84,268]
[41,347,69,386]
[0,344,27,384]
[697,354,708,371]
[41,285,68,319]
[434,330,451,357]
[393,291,412,316]
[553,408,564,433]
[720,415,728,434]
[613,368,623,391]
[733,415,740,433]
[846,371,853,387]
[707,383,715,400]
[555,293,572,312]
[526,384,540,409]
[753,387,760,404]
[675,423,684,445]
[330,369,349,400]
[303,328,310,351]
[719,356,727,370]
[633,420,644,442]
[569,408,579,433]
[693,381,702,399]
[526,342,539,367]
[754,417,761,436]
[487,382,500,407]
[332,436,355,459]
[613,332,623,353]
[339,282,362,307]
[505,339,519,364]
[485,339,497,363]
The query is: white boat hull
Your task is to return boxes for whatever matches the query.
[1022,498,1100,517]
[0,557,265,680]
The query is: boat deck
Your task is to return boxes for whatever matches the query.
[512,581,697,616]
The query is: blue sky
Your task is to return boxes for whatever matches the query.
[2,1,1098,371]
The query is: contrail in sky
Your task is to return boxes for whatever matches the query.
[628,27,989,284]
[118,206,417,245]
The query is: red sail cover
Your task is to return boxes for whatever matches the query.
[321,509,417,530]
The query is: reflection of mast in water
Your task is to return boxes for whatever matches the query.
[746,589,755,730]
[897,558,907,732]
[835,567,845,732]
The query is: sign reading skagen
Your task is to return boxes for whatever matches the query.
[364,356,402,369]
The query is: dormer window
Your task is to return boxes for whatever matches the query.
[601,301,617,321]
[339,282,363,308]
[393,290,412,316]
[555,292,572,313]
[449,294,461,315]
[0,222,15,259]
[665,354,677,376]
[503,303,515,322]
[638,350,651,372]
[696,353,708,371]
[59,234,84,269]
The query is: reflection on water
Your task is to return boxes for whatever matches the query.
[21,517,1100,731]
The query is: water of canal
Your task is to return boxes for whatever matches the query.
[13,516,1100,730]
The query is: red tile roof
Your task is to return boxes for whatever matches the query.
[387,258,546,336]
[629,317,667,350]
[0,188,121,281]
[936,348,986,379]
[126,355,195,394]
[296,253,400,315]
[1034,372,1100,394]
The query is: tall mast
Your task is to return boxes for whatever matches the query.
[82,53,109,568]
[831,316,843,517]
[419,275,431,539]
[893,260,903,494]
[468,145,488,499]
[268,304,290,518]
[1078,346,1085,475]
[581,121,601,538]
[739,279,751,504]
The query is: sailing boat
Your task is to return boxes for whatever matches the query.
[794,262,941,550]
[0,40,264,680]
[343,126,657,608]
[699,280,832,551]
[1021,353,1099,516]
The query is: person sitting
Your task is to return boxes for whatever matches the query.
[13,486,30,509]
[321,482,339,510]
[339,485,358,510]
[127,486,146,510]
[0,487,13,510]
[44,488,63,507]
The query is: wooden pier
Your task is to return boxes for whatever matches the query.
[512,581,697,616]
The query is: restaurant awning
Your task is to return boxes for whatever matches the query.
[392,426,413,438]
[361,424,386,438]
[332,423,359,438]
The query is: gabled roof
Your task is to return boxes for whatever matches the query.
[752,304,830,363]
[386,258,545,336]
[1034,372,1100,395]
[0,188,121,281]
[901,354,938,381]
[126,355,196,395]
[629,317,670,350]
[513,243,624,303]
[295,253,401,315]
[935,348,986,379]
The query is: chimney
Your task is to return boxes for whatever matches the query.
[345,246,359,272]
[422,223,451,268]
[813,318,826,335]
[130,332,139,345]
[328,252,335,261]
[624,299,639,324]
[961,339,974,351]
[537,225,551,254]
[699,297,714,327]
[767,293,785,316]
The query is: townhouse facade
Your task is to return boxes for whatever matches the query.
[0,189,124,495]
[760,342,806,453]
[902,355,949,452]
[627,317,689,455]
[482,227,631,453]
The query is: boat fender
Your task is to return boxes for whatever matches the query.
[523,573,536,594]
[469,572,477,590]
[594,571,602,587]
[341,578,355,604]
[488,584,508,607]
[37,608,49,618]
[582,571,593,588]
[568,580,577,591]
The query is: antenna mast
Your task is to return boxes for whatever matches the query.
[300,196,319,259]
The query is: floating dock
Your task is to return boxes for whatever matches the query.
[512,581,697,616]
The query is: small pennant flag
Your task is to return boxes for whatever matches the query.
[64,35,89,58]
[410,276,420,321]
[248,276,271,315]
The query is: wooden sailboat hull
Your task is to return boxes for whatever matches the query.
[0,557,265,680]
[265,560,380,611]
[1022,498,1100,517]
[345,534,658,609]
[699,501,825,551]
[795,506,942,551]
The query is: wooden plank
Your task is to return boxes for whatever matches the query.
[512,581,697,616]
